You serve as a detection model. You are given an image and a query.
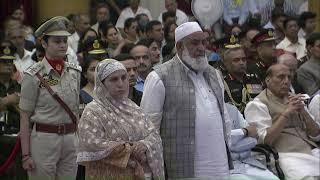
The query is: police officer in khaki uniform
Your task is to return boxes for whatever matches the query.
[19,16,81,180]
[219,35,263,113]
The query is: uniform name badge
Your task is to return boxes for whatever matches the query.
[246,84,263,94]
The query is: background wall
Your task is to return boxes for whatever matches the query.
[140,0,165,20]
[35,0,90,25]
[309,0,320,31]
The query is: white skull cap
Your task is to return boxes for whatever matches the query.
[175,21,203,43]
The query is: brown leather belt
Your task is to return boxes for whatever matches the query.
[35,123,76,135]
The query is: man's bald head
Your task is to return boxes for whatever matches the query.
[266,64,289,79]
[265,64,291,98]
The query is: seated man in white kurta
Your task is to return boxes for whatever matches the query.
[226,103,279,180]
[245,64,320,180]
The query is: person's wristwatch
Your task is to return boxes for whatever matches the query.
[242,128,249,137]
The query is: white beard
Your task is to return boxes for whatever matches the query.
[181,47,208,72]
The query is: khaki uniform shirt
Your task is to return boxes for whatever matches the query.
[19,57,81,124]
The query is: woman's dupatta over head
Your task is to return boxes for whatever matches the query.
[76,59,165,179]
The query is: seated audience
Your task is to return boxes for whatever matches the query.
[297,32,320,96]
[99,23,128,57]
[136,38,161,65]
[129,42,152,100]
[277,53,304,94]
[116,0,152,30]
[123,17,139,43]
[161,41,175,63]
[276,17,307,62]
[114,53,141,104]
[135,13,150,39]
[0,40,20,131]
[245,64,320,180]
[308,93,320,125]
[226,104,279,180]
[158,0,188,26]
[298,11,317,39]
[145,21,164,47]
[164,21,177,44]
[91,3,110,33]
[223,0,250,33]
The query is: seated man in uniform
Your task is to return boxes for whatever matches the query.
[0,40,20,133]
[221,35,263,113]
[245,64,320,180]
[251,29,277,80]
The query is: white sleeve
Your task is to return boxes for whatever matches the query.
[247,0,259,14]
[140,71,165,131]
[237,110,249,128]
[158,12,163,22]
[309,94,320,126]
[116,11,126,28]
[244,99,272,144]
[145,10,153,20]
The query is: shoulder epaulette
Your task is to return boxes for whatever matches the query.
[66,62,82,72]
[25,62,43,75]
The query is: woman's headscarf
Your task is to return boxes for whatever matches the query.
[77,59,164,179]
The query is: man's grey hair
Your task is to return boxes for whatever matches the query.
[277,53,297,64]
[223,47,243,62]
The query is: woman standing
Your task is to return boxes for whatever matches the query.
[77,59,164,180]
[19,16,81,180]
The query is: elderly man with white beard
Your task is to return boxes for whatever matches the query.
[141,21,233,179]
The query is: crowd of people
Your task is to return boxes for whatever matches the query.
[0,0,319,180]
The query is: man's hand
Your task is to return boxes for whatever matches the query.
[2,93,19,106]
[22,157,35,171]
[245,124,258,138]
[285,94,305,114]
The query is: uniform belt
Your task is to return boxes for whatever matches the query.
[35,123,76,135]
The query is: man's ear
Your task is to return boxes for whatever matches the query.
[265,76,270,85]
[306,44,313,54]
[176,41,183,52]
[41,39,47,49]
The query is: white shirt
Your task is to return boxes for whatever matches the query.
[68,32,80,53]
[14,49,34,73]
[116,6,152,28]
[309,94,320,126]
[158,9,188,25]
[244,96,320,144]
[141,58,230,178]
[263,21,275,30]
[298,28,306,39]
[91,23,99,34]
[276,37,307,60]
[298,1,308,15]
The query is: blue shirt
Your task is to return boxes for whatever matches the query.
[223,0,249,25]
[134,76,144,93]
